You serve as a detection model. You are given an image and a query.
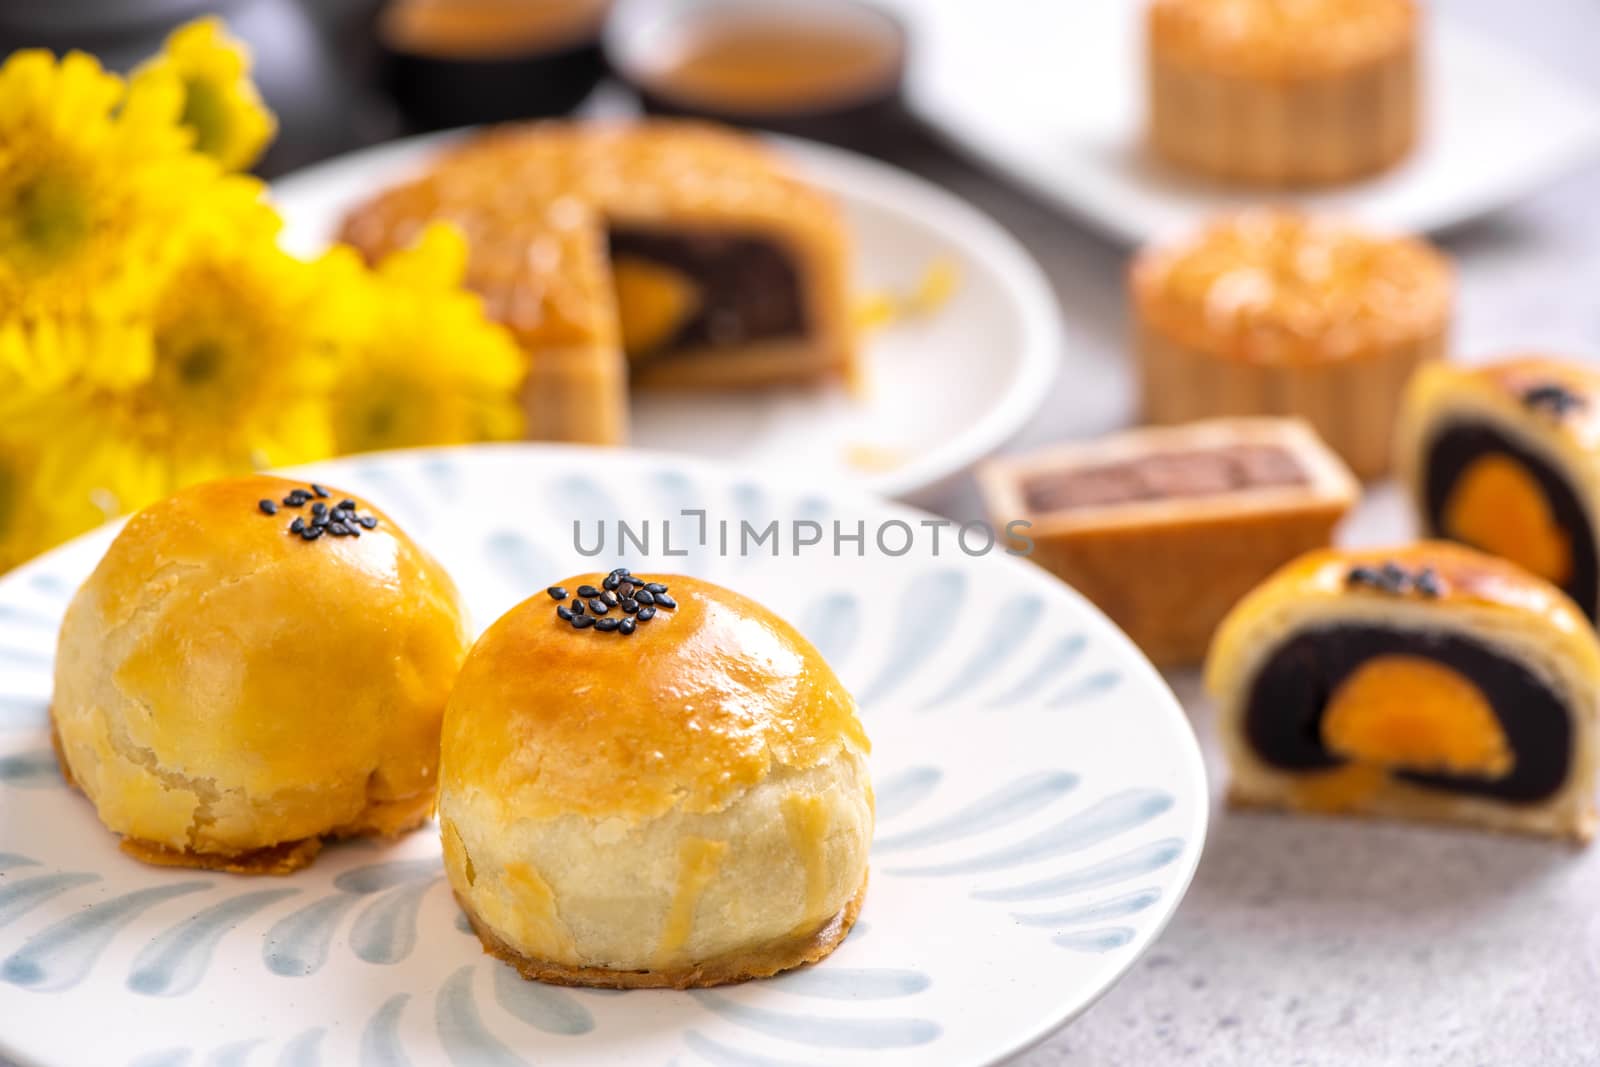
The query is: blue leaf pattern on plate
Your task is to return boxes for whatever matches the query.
[874,771,1078,853]
[0,872,99,929]
[692,991,941,1049]
[129,889,299,996]
[492,963,595,1035]
[2,882,210,992]
[921,595,1043,707]
[436,965,529,1066]
[973,838,1185,902]
[871,766,942,822]
[0,748,61,789]
[888,789,1175,876]
[275,1027,326,1067]
[855,571,966,706]
[1011,887,1163,927]
[360,993,414,1067]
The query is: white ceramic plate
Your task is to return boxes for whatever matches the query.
[888,0,1600,245]
[269,133,1063,503]
[0,445,1204,1067]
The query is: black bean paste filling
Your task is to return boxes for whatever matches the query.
[1246,626,1572,803]
[1423,421,1598,621]
[608,228,807,356]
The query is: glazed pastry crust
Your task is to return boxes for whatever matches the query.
[339,121,858,445]
[979,418,1357,665]
[1146,0,1419,185]
[440,574,873,982]
[1207,542,1600,840]
[1132,210,1452,478]
[1396,356,1600,610]
[455,876,867,990]
[50,475,470,870]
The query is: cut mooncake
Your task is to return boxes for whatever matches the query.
[339,121,858,446]
[1207,543,1600,841]
[1397,356,1600,623]
[978,417,1357,666]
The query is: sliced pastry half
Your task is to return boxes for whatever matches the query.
[1397,356,1600,622]
[1207,543,1600,841]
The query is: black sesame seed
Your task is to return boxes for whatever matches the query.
[311,483,329,498]
[1415,568,1443,597]
[635,589,655,605]
[619,617,636,635]
[258,499,278,516]
[328,522,352,537]
[548,586,568,601]
[571,599,585,615]
[301,525,324,541]
[602,574,620,591]
[612,567,631,576]
[588,598,609,615]
[571,613,596,629]
[637,606,656,622]
[331,508,352,523]
[289,517,305,534]
[282,494,305,507]
[617,581,635,597]
[557,605,575,621]
[338,499,357,511]
[311,501,328,517]
[644,582,668,594]
[601,590,618,607]
[358,515,379,529]
[594,618,620,632]
[1347,566,1381,588]
[577,584,600,598]
[312,513,330,527]
[654,593,677,610]
[620,598,639,614]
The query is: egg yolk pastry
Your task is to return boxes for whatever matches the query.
[1146,0,1419,185]
[1397,356,1600,623]
[1132,208,1452,479]
[1207,543,1600,841]
[339,121,858,446]
[51,475,470,874]
[978,417,1357,666]
[440,570,873,988]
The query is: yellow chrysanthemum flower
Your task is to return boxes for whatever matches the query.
[137,17,275,172]
[324,225,527,455]
[89,233,337,493]
[0,49,202,321]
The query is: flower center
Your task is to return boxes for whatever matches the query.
[4,169,91,268]
[177,341,223,386]
[181,78,230,159]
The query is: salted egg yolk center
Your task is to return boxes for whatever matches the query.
[1321,654,1514,778]
[1443,453,1572,586]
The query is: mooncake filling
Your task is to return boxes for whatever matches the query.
[1423,423,1596,618]
[607,229,807,360]
[1245,626,1570,802]
[1022,444,1307,514]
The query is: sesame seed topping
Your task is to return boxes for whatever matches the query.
[552,570,676,634]
[1523,383,1584,417]
[266,484,381,544]
[259,499,278,516]
[311,501,327,518]
[338,499,357,511]
[1346,561,1441,598]
[289,517,305,534]
[311,484,329,498]
[300,525,324,541]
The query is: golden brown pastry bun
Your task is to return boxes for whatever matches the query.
[440,571,873,988]
[52,475,469,873]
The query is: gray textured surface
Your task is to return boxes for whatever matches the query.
[899,1,1600,1063]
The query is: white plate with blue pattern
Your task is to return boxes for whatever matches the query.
[0,445,1206,1067]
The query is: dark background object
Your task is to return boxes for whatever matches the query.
[376,0,609,132]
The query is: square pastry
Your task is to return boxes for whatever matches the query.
[979,417,1358,666]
